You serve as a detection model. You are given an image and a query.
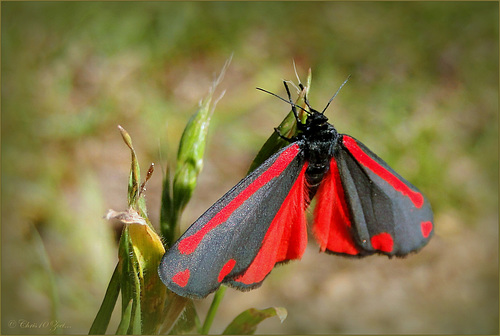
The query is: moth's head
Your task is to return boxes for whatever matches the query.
[305,108,329,126]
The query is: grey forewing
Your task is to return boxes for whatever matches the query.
[159,142,306,297]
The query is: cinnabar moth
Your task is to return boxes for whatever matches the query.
[159,80,434,299]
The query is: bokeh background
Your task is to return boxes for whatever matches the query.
[2,2,498,334]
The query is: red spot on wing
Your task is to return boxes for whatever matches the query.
[421,221,433,238]
[370,232,394,252]
[218,259,236,282]
[313,159,361,255]
[178,144,301,255]
[172,269,190,287]
[342,136,424,208]
[234,163,308,285]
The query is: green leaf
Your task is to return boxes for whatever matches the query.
[118,125,141,208]
[130,290,142,335]
[222,307,288,335]
[158,292,190,334]
[161,56,231,245]
[116,300,133,335]
[89,264,121,335]
[160,164,174,244]
[248,71,312,173]
[117,222,147,335]
[109,207,167,334]
[127,220,167,334]
[118,227,141,334]
[247,110,296,173]
[117,125,153,227]
[166,299,199,335]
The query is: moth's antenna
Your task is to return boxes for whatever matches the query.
[256,85,309,116]
[322,75,351,114]
[256,87,293,105]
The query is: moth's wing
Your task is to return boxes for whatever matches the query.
[159,142,308,298]
[313,135,433,257]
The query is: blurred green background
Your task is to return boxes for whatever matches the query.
[2,2,498,334]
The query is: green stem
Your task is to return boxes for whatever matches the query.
[201,286,227,334]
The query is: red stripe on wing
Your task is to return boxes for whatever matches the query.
[233,163,308,285]
[177,144,302,255]
[313,158,361,255]
[342,136,424,208]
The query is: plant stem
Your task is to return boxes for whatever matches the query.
[201,286,227,334]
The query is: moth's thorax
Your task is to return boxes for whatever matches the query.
[297,113,340,196]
